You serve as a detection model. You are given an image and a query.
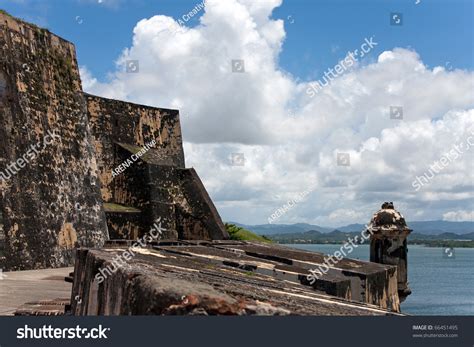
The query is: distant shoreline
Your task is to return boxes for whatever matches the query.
[264,227,474,248]
[278,240,474,248]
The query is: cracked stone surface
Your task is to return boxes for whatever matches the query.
[71,241,402,316]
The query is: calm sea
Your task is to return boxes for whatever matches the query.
[285,243,474,315]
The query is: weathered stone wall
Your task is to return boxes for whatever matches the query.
[0,13,108,270]
[370,237,410,299]
[0,12,227,271]
[86,93,185,203]
[86,94,228,240]
[174,168,229,240]
[71,241,402,315]
[104,208,143,240]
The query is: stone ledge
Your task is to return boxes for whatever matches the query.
[70,242,403,316]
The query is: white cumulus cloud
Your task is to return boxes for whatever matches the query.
[443,210,474,222]
[81,0,474,226]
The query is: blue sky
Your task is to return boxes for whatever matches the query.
[2,0,473,225]
[2,0,473,83]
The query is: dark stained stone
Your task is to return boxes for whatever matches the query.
[0,12,108,270]
[0,12,228,271]
[70,241,402,315]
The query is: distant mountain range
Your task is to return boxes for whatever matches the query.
[268,229,474,243]
[231,220,474,236]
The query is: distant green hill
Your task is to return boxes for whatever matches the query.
[267,229,474,247]
[225,223,272,243]
[233,220,474,236]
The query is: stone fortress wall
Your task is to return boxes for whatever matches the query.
[0,12,108,270]
[0,12,228,271]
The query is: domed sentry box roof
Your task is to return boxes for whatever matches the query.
[367,202,412,238]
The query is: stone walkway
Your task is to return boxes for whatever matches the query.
[0,267,72,315]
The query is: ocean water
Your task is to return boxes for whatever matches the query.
[285,244,474,315]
